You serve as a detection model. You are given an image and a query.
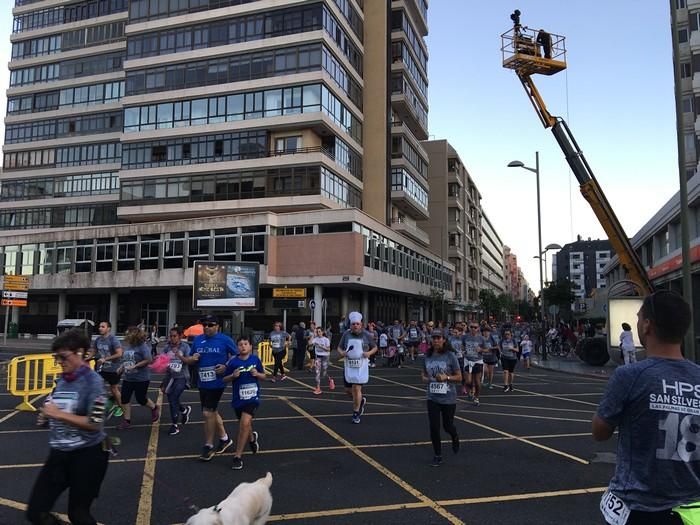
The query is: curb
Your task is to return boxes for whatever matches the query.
[532,360,614,381]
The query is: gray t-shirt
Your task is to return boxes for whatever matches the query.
[448,336,464,358]
[91,334,122,372]
[121,343,152,382]
[269,330,289,353]
[597,357,700,511]
[500,338,518,359]
[338,329,376,353]
[163,341,190,380]
[406,326,421,342]
[423,351,460,404]
[48,368,106,451]
[463,334,486,362]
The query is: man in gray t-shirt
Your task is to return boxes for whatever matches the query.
[88,320,123,415]
[593,291,700,524]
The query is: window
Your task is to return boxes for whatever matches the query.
[682,62,692,78]
[683,96,694,114]
[95,238,114,272]
[187,231,211,267]
[678,0,687,8]
[679,28,689,44]
[686,132,696,155]
[117,237,137,271]
[276,136,301,153]
[163,233,185,269]
[56,242,73,273]
[75,240,93,273]
[214,229,238,258]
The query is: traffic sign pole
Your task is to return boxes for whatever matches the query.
[3,305,8,346]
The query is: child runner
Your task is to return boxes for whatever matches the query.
[117,327,159,429]
[520,334,533,370]
[312,327,335,394]
[337,311,378,424]
[481,325,499,389]
[378,331,388,364]
[462,322,486,406]
[223,336,265,471]
[500,329,519,392]
[160,327,193,435]
[422,331,461,467]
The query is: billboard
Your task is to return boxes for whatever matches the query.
[193,261,260,310]
[607,297,644,350]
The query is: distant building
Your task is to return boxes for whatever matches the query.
[503,245,519,301]
[481,211,506,294]
[554,236,613,300]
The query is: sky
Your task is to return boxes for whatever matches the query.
[0,2,681,294]
[427,1,680,292]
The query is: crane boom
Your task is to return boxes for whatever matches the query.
[502,20,653,296]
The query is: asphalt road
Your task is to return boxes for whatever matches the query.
[0,359,616,524]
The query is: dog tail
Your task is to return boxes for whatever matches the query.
[262,472,273,487]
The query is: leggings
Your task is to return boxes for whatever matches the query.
[272,350,287,376]
[165,377,188,425]
[427,400,458,456]
[315,355,330,384]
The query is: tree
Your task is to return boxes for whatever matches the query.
[496,293,515,319]
[479,289,499,319]
[542,280,576,320]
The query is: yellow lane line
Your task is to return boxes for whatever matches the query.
[437,486,608,506]
[267,501,430,521]
[282,397,465,525]
[0,394,47,424]
[0,496,106,525]
[135,391,162,525]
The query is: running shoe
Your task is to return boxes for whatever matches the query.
[329,378,335,390]
[168,424,180,436]
[249,431,259,454]
[488,383,494,389]
[216,437,233,454]
[181,405,192,425]
[508,385,514,392]
[117,419,131,430]
[313,387,322,395]
[431,455,443,467]
[473,397,480,407]
[113,406,124,417]
[199,445,215,461]
[359,396,367,416]
[231,456,243,470]
[466,393,474,401]
[503,385,509,392]
[351,412,360,424]
[151,406,160,422]
[460,386,468,396]
[452,435,460,454]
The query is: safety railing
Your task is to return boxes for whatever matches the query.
[7,353,62,411]
[256,341,288,368]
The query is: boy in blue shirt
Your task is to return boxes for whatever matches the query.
[223,335,267,471]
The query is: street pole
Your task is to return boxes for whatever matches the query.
[671,0,696,361]
[3,305,8,346]
[535,152,547,360]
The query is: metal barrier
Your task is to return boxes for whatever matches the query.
[7,353,62,411]
[257,341,288,368]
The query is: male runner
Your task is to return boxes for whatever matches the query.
[88,321,123,418]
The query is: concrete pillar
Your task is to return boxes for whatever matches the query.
[341,288,349,319]
[167,288,177,329]
[361,291,369,319]
[57,293,67,322]
[11,306,19,323]
[109,291,118,330]
[313,285,323,327]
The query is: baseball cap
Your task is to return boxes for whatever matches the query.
[199,314,219,324]
[431,331,444,338]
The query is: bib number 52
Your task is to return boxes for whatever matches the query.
[599,490,630,525]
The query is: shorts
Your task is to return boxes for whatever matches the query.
[121,380,150,405]
[483,357,498,365]
[465,361,484,375]
[344,379,362,389]
[501,357,517,373]
[234,404,257,419]
[199,388,225,411]
[99,371,120,386]
[522,352,531,359]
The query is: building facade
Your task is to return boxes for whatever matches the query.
[480,210,506,294]
[0,0,451,334]
[419,139,483,320]
[503,245,519,301]
[554,237,612,301]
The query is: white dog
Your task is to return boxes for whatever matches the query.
[186,472,273,525]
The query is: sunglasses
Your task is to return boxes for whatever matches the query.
[53,353,72,363]
[470,326,479,329]
[202,323,217,328]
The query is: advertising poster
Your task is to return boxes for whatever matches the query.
[193,261,260,309]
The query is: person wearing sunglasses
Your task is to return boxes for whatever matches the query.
[26,330,109,525]
[463,322,487,405]
[593,291,700,525]
[180,314,238,461]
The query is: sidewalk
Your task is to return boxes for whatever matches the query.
[531,354,617,380]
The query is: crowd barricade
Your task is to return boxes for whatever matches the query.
[256,341,288,368]
[7,353,62,411]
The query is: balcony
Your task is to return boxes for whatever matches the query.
[391,216,430,245]
[448,193,463,210]
[691,29,700,53]
[391,188,429,220]
[689,0,700,10]
[391,75,429,140]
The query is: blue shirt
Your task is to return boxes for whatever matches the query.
[597,357,700,511]
[225,354,264,409]
[192,332,238,389]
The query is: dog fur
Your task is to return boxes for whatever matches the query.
[185,472,273,525]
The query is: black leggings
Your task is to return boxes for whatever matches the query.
[27,443,109,525]
[272,350,287,376]
[427,400,458,456]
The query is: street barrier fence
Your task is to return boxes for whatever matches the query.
[257,341,288,368]
[7,353,62,411]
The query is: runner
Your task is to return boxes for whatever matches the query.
[337,312,378,424]
[26,330,110,525]
[117,327,159,429]
[311,327,335,394]
[500,329,519,392]
[593,291,700,525]
[181,314,238,461]
[448,326,466,395]
[481,325,499,389]
[405,320,422,361]
[462,322,486,406]
[87,320,123,419]
[520,334,533,370]
[223,336,266,471]
[160,327,192,436]
[422,330,461,467]
[268,321,290,382]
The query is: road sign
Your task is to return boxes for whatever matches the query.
[3,275,29,284]
[272,299,306,309]
[1,299,27,307]
[272,288,306,298]
[3,283,29,291]
[2,291,28,299]
[309,299,316,310]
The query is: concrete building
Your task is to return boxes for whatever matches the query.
[503,245,519,301]
[554,237,612,302]
[419,139,483,320]
[480,210,506,294]
[0,0,452,334]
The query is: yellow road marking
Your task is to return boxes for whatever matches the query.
[267,501,430,521]
[0,394,46,423]
[135,391,162,525]
[282,397,465,525]
[437,486,608,506]
[0,496,106,525]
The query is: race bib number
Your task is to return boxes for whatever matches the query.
[429,382,448,395]
[599,489,630,525]
[239,383,258,401]
[169,361,182,373]
[51,392,83,446]
[346,358,362,368]
[198,367,216,382]
[123,360,135,373]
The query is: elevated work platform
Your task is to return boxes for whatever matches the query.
[501,26,566,76]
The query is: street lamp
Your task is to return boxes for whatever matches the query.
[507,152,544,326]
[534,243,563,284]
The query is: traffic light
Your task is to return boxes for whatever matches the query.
[516,315,522,321]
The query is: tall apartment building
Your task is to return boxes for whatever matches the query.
[480,210,506,294]
[553,237,612,301]
[0,0,451,334]
[419,139,482,320]
[503,245,519,301]
[672,0,699,180]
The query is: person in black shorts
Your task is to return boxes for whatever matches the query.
[499,329,519,392]
[87,321,124,418]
